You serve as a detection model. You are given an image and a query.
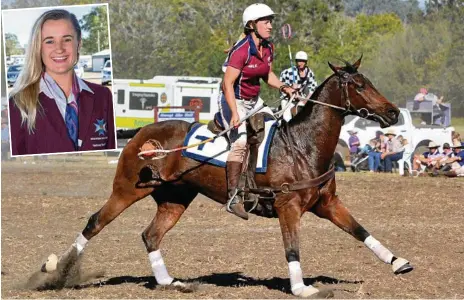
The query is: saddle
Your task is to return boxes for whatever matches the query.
[207,112,276,216]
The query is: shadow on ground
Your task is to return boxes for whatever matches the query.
[76,272,363,294]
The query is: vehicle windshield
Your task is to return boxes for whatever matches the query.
[105,61,111,68]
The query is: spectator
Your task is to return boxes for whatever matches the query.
[452,132,463,146]
[431,142,453,173]
[396,135,404,144]
[402,138,412,152]
[412,141,443,174]
[348,128,361,162]
[350,139,376,171]
[414,87,428,102]
[414,87,446,125]
[382,129,404,172]
[440,142,453,161]
[368,131,385,172]
[1,119,10,161]
[368,139,382,172]
[442,140,464,176]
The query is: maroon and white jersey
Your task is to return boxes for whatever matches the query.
[222,34,274,100]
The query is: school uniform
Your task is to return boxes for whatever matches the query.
[9,74,115,155]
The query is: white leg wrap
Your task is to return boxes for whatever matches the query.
[288,261,319,297]
[73,233,88,255]
[364,235,394,264]
[149,250,174,285]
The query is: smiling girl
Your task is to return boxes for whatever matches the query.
[9,9,115,155]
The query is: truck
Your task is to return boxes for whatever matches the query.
[336,108,455,167]
[113,76,222,131]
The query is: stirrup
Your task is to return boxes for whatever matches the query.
[243,194,259,213]
[226,189,241,212]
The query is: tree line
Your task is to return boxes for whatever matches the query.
[2,0,464,116]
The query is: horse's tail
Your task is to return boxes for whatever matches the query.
[117,128,142,139]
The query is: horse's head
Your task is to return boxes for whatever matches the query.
[328,56,399,128]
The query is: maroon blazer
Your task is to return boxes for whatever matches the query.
[9,81,116,155]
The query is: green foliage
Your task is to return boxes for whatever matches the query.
[4,33,23,56]
[363,19,452,107]
[79,6,109,55]
[2,0,464,116]
[343,0,422,22]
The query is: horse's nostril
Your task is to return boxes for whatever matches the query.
[387,109,398,119]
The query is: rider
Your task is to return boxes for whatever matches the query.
[220,3,295,220]
[279,51,318,121]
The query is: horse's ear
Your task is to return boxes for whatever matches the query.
[328,62,342,74]
[353,54,363,70]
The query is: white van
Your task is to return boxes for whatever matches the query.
[79,55,92,69]
[113,76,221,130]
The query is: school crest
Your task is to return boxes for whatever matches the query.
[94,119,107,136]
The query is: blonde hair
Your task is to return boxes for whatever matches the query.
[9,9,81,133]
[223,32,247,53]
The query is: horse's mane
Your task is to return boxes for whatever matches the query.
[289,62,356,126]
[309,74,335,100]
[309,62,358,100]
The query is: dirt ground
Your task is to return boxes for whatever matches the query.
[1,161,464,299]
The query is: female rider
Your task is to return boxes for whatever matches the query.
[220,3,295,220]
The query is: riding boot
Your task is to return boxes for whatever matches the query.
[226,161,249,220]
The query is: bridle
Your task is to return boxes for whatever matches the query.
[295,71,379,120]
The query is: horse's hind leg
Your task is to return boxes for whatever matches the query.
[142,184,197,286]
[43,173,153,286]
[67,184,153,256]
[311,182,413,275]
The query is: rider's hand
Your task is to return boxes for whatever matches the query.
[280,85,297,98]
[230,112,240,128]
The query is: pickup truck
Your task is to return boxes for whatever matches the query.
[336,108,455,165]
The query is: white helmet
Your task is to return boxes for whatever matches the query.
[242,3,275,27]
[295,51,308,61]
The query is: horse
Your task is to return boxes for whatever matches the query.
[49,56,413,298]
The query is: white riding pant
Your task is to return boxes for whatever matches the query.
[218,93,273,163]
[280,98,305,122]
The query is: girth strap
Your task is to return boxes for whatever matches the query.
[277,167,335,193]
[243,166,335,196]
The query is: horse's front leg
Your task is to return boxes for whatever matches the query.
[312,183,413,275]
[276,199,334,298]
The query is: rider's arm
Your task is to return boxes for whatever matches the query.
[223,66,241,118]
[265,64,294,96]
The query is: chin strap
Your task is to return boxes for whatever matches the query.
[249,22,269,47]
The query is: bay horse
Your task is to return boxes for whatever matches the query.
[53,57,413,298]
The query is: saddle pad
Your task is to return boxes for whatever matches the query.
[181,120,278,173]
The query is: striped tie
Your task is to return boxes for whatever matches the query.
[65,77,79,149]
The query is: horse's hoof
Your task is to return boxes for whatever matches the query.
[293,285,334,298]
[308,289,334,299]
[40,253,58,273]
[392,257,414,275]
